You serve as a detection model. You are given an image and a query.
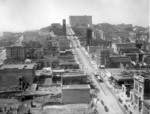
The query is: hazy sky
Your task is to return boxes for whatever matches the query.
[0,0,149,32]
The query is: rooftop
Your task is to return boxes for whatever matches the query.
[59,62,78,65]
[0,63,36,70]
[112,74,133,81]
[53,69,65,73]
[116,43,135,49]
[36,70,52,77]
[70,15,92,17]
[64,69,84,73]
[110,56,131,62]
[120,47,140,53]
[63,73,87,77]
[62,85,90,90]
[106,68,123,75]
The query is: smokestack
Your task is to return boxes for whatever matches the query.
[63,19,66,35]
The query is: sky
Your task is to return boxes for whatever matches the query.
[0,0,149,32]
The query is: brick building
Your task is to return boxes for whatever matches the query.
[6,46,26,60]
[0,64,36,88]
[59,61,79,69]
[96,49,110,67]
[130,72,150,113]
[109,56,131,68]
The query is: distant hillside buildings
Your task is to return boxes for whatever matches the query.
[69,15,93,28]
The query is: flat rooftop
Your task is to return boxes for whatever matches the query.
[110,56,131,62]
[59,62,78,65]
[106,68,123,75]
[64,69,84,73]
[36,70,52,77]
[53,69,65,73]
[112,75,133,81]
[0,63,36,70]
[0,99,20,107]
[62,85,90,90]
[63,73,87,77]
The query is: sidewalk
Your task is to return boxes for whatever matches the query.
[83,47,141,114]
[88,57,131,114]
[97,66,142,114]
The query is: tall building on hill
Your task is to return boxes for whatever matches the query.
[69,15,92,28]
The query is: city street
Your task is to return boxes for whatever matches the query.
[0,1,148,114]
[67,27,127,114]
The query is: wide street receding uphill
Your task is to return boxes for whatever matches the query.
[67,27,127,114]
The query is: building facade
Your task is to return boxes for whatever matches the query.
[61,85,90,104]
[131,73,150,113]
[142,100,150,114]
[96,49,110,67]
[59,37,71,51]
[0,64,36,88]
[6,46,26,60]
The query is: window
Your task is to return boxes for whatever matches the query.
[135,83,138,91]
[139,87,143,94]
[122,87,124,92]
[134,95,138,104]
[130,94,132,100]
